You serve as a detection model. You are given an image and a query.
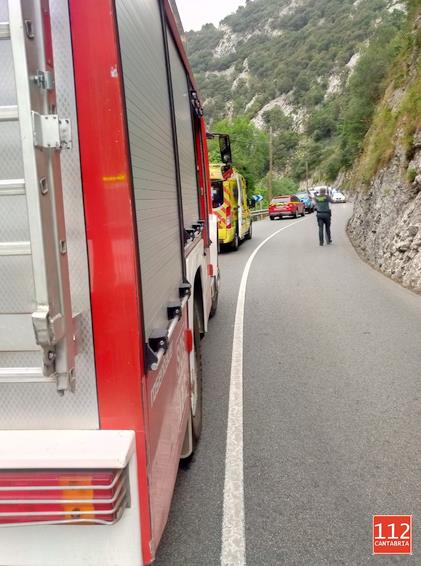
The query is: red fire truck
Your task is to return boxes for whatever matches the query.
[0,1,219,564]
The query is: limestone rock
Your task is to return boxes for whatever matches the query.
[348,126,421,293]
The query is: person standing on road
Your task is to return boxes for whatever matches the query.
[313,188,332,246]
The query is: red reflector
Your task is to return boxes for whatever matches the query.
[0,469,128,526]
[208,264,214,277]
[185,329,193,353]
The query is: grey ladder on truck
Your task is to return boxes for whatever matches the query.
[0,1,77,393]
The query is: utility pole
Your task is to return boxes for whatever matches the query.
[268,126,273,203]
[306,159,309,193]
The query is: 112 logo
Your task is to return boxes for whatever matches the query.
[373,515,412,555]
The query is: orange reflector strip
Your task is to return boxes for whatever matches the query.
[61,476,94,520]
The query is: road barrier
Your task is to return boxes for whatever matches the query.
[251,209,268,221]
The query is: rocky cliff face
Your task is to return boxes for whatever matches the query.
[348,136,421,292]
[347,13,421,292]
[186,0,405,125]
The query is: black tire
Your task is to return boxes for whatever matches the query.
[270,216,275,221]
[209,275,219,318]
[230,231,239,251]
[245,221,253,240]
[301,209,305,217]
[191,307,203,445]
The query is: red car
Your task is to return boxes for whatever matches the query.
[269,195,306,220]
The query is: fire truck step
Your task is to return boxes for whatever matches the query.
[0,367,54,384]
[0,105,18,122]
[0,241,31,256]
[0,179,25,196]
[0,22,10,40]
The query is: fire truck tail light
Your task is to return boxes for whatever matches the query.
[0,468,129,526]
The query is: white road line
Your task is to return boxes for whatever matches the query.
[221,219,304,566]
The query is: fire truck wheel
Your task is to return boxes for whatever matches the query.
[191,307,203,445]
[230,231,239,251]
[209,278,219,318]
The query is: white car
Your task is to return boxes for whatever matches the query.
[331,190,346,203]
[310,185,329,197]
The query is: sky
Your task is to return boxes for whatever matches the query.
[176,0,246,31]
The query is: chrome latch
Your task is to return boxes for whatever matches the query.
[32,310,65,347]
[190,90,204,118]
[59,118,72,149]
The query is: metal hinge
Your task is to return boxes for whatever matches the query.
[31,310,80,394]
[179,282,192,299]
[167,302,182,320]
[148,329,169,354]
[32,112,72,149]
[33,70,55,91]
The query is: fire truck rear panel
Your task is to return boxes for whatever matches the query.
[0,0,98,429]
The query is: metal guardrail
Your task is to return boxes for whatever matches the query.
[251,208,268,221]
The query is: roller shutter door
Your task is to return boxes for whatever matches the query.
[115,0,183,339]
[167,30,199,232]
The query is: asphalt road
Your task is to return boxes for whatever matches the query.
[156,204,421,565]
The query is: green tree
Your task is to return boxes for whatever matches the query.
[272,177,299,195]
[256,176,299,206]
[338,20,404,164]
[208,116,269,193]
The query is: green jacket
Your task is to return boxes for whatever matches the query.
[314,195,331,213]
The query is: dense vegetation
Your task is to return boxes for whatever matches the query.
[352,0,421,186]
[186,0,409,191]
[207,116,299,199]
[309,17,405,181]
[207,117,269,193]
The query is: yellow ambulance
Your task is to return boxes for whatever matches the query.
[210,163,253,251]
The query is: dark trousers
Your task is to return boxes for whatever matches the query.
[317,212,331,244]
